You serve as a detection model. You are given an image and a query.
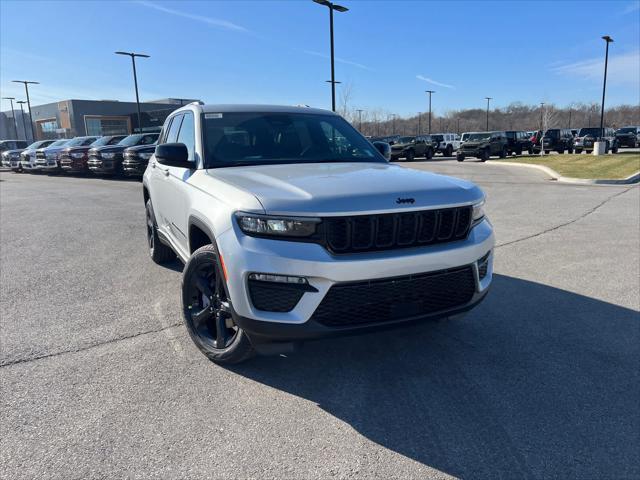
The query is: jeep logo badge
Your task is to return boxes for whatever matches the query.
[396,197,415,204]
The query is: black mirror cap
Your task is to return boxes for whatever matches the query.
[373,141,391,161]
[155,143,190,167]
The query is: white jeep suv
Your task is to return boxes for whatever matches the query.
[143,104,494,364]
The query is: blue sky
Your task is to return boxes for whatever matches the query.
[1,0,639,117]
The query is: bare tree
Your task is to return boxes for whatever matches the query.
[338,80,354,121]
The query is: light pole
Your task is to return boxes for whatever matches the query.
[484,97,492,131]
[12,80,38,140]
[599,35,613,139]
[356,109,363,131]
[425,90,435,134]
[417,112,422,135]
[539,102,545,130]
[313,0,349,112]
[2,97,19,139]
[389,114,397,135]
[539,102,545,156]
[115,51,150,133]
[457,118,460,134]
[16,101,28,141]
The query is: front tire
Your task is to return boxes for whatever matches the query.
[445,145,453,157]
[499,147,507,159]
[146,200,175,264]
[425,147,434,160]
[182,244,255,364]
[480,149,490,162]
[456,153,465,162]
[405,149,414,162]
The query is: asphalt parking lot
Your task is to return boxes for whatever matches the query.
[1,164,639,479]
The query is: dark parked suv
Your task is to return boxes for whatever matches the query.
[88,133,158,175]
[456,131,508,161]
[533,128,574,154]
[505,130,533,155]
[60,135,125,173]
[390,135,436,161]
[615,126,639,148]
[122,142,157,176]
[574,127,618,154]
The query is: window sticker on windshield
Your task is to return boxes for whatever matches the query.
[205,113,223,119]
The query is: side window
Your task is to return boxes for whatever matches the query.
[166,114,183,144]
[176,112,195,162]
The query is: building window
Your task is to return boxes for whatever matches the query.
[37,118,59,139]
[85,116,130,136]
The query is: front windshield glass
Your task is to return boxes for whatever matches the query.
[48,140,69,148]
[617,127,636,134]
[118,135,144,147]
[467,133,491,141]
[28,140,50,149]
[398,136,414,144]
[578,128,601,137]
[66,137,96,147]
[202,112,383,167]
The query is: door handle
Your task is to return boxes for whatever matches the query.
[162,168,170,177]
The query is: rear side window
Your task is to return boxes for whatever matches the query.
[176,113,195,162]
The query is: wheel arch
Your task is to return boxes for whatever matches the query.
[188,215,216,254]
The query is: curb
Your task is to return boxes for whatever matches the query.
[488,161,640,185]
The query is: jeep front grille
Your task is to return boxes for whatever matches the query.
[322,206,472,254]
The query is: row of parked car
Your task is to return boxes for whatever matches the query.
[365,126,638,162]
[0,133,159,176]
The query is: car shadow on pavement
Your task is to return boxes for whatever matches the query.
[230,274,639,478]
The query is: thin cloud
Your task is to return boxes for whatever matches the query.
[416,75,455,89]
[302,50,373,71]
[135,1,248,32]
[622,1,640,14]
[551,50,640,85]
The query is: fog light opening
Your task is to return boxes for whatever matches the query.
[477,251,491,280]
[248,273,309,285]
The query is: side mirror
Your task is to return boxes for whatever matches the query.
[155,143,191,168]
[373,141,391,161]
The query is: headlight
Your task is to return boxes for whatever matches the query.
[236,212,320,238]
[102,152,115,159]
[138,152,152,160]
[472,199,485,226]
[71,152,85,159]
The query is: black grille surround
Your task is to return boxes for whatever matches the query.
[322,206,472,254]
[311,265,476,327]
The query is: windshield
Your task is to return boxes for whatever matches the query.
[48,140,69,148]
[467,132,491,141]
[118,133,158,147]
[578,128,601,137]
[66,137,97,147]
[544,130,559,138]
[202,112,383,167]
[617,127,637,134]
[27,140,52,149]
[398,136,414,144]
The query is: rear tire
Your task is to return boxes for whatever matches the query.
[575,148,582,154]
[425,148,434,160]
[146,200,175,264]
[182,244,255,364]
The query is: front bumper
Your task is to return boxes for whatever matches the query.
[458,149,482,157]
[35,159,59,171]
[216,218,494,339]
[122,159,148,176]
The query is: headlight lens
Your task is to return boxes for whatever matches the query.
[472,199,485,225]
[138,152,152,160]
[236,212,320,238]
[102,152,115,159]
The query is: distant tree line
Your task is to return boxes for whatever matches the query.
[340,102,640,136]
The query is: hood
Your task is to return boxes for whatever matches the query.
[90,145,126,154]
[391,142,412,150]
[64,145,92,153]
[42,145,67,154]
[124,144,156,153]
[2,148,25,156]
[206,162,483,216]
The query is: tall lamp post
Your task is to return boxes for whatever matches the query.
[417,112,422,135]
[11,80,38,141]
[356,109,364,132]
[16,101,29,141]
[599,35,613,140]
[2,97,19,139]
[389,114,397,135]
[539,102,545,130]
[115,51,150,133]
[313,0,349,112]
[425,90,435,133]
[484,97,492,131]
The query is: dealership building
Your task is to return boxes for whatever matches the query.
[1,98,199,142]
